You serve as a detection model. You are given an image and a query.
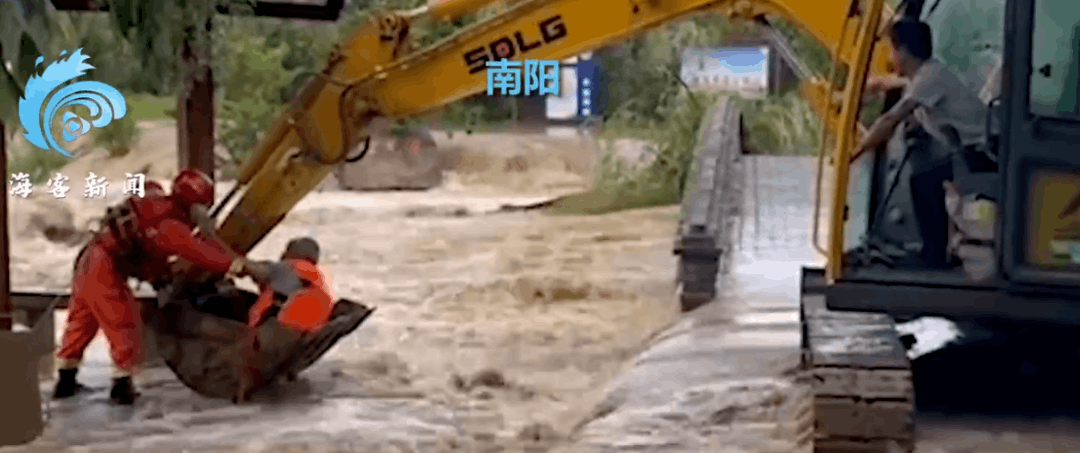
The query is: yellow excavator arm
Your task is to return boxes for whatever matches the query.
[214,0,896,257]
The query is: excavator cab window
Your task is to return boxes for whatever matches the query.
[923,0,1005,155]
[999,0,1080,284]
[1028,0,1080,120]
[923,0,1006,103]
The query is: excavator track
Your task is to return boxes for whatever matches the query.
[799,267,916,452]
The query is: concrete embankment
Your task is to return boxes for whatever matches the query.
[561,156,823,453]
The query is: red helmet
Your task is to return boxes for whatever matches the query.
[172,169,214,210]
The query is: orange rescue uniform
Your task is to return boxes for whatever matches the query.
[247,259,336,333]
[58,180,239,374]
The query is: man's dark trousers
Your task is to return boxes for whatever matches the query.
[910,160,954,269]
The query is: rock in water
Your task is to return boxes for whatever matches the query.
[336,129,444,191]
[14,198,87,245]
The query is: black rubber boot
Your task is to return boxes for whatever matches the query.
[53,368,88,399]
[109,376,138,405]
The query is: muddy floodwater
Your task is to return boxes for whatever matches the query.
[8,129,1080,452]
[2,131,682,452]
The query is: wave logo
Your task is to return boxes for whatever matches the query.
[18,48,128,157]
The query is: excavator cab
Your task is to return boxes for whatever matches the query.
[824,0,1080,325]
[800,0,1080,450]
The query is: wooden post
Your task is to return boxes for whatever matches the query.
[0,101,11,331]
[0,41,11,331]
[0,106,43,439]
[177,18,216,181]
[768,43,780,95]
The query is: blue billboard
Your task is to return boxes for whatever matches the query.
[576,59,599,117]
[545,57,603,120]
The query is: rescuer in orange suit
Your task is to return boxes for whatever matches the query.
[244,237,336,334]
[53,169,246,405]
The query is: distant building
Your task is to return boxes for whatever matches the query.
[680,47,769,95]
[679,26,811,97]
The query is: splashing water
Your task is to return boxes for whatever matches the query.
[17,48,128,157]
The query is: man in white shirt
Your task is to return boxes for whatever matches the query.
[852,19,989,269]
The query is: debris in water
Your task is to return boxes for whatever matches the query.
[469,369,508,389]
[517,422,558,443]
[709,405,748,425]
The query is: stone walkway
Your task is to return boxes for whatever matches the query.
[560,156,822,452]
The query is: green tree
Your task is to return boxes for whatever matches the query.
[0,0,254,135]
[214,24,293,164]
[98,0,263,93]
[770,18,831,77]
[0,0,55,129]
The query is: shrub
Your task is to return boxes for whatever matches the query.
[213,14,345,164]
[93,114,142,158]
[551,90,825,216]
[733,91,822,156]
[549,90,722,215]
[214,29,292,164]
[7,150,70,185]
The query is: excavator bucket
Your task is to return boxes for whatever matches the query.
[145,289,374,401]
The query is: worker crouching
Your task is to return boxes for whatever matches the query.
[53,169,245,405]
[244,237,336,333]
[230,237,336,402]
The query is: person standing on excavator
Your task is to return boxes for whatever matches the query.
[53,169,247,405]
[851,19,988,269]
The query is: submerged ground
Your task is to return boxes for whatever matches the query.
[5,129,682,452]
[5,127,1080,452]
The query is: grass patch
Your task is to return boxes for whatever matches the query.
[547,89,825,216]
[92,114,142,158]
[6,145,69,184]
[6,114,81,184]
[732,92,822,156]
[595,122,666,145]
[124,93,174,122]
[546,187,680,215]
[547,90,722,216]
